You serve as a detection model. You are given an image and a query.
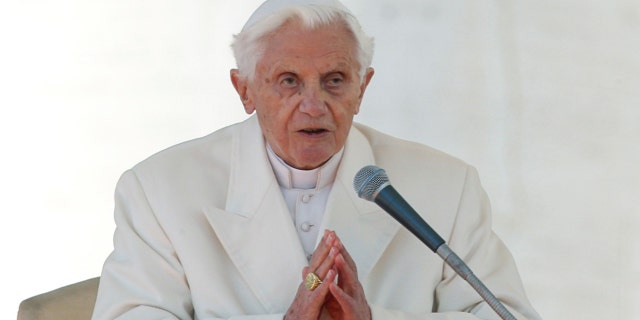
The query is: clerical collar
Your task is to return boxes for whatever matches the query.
[266,143,344,190]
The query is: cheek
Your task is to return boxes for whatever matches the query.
[258,108,289,141]
[258,111,276,133]
[334,109,356,137]
[337,100,360,122]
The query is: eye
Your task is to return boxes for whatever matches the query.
[325,73,345,88]
[279,74,298,88]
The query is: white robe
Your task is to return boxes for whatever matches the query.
[92,115,540,320]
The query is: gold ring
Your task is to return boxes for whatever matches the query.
[304,272,323,291]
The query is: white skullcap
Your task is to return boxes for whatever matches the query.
[242,0,351,31]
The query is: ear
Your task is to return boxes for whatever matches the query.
[354,67,375,115]
[230,69,255,114]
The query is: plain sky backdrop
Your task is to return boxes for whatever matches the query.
[1,1,638,319]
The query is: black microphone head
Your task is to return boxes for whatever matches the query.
[353,165,390,201]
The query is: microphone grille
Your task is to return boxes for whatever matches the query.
[353,165,389,201]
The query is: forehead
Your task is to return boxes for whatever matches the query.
[256,19,360,74]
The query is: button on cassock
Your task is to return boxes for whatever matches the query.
[300,222,313,232]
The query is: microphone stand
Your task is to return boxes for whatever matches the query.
[354,166,518,320]
[373,185,518,320]
[436,244,517,320]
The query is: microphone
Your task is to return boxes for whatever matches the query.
[353,165,445,252]
[353,165,517,320]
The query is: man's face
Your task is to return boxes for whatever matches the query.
[232,19,374,170]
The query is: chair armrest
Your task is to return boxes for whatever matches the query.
[18,277,100,320]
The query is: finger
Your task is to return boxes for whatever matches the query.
[334,252,360,291]
[301,265,309,280]
[330,237,360,290]
[310,269,334,298]
[333,236,358,272]
[328,282,358,315]
[323,268,337,287]
[305,268,336,301]
[307,230,339,279]
[328,282,351,306]
[308,230,335,270]
[311,246,339,281]
[329,280,371,319]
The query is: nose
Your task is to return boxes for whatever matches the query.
[298,83,327,117]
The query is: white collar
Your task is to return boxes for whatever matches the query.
[266,143,344,190]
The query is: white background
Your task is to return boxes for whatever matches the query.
[1,1,638,319]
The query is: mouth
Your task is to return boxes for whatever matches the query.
[298,128,329,136]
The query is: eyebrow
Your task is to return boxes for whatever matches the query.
[270,59,355,77]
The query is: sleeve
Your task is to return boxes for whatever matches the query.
[370,166,541,320]
[91,170,194,319]
[91,170,288,320]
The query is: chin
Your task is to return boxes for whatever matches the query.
[295,153,334,170]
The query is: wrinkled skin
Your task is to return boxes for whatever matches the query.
[284,230,371,320]
[231,18,374,320]
[231,19,374,170]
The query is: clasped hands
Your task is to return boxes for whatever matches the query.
[285,230,371,320]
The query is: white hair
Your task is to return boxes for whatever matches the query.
[231,5,374,82]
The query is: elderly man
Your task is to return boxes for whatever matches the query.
[92,0,541,319]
